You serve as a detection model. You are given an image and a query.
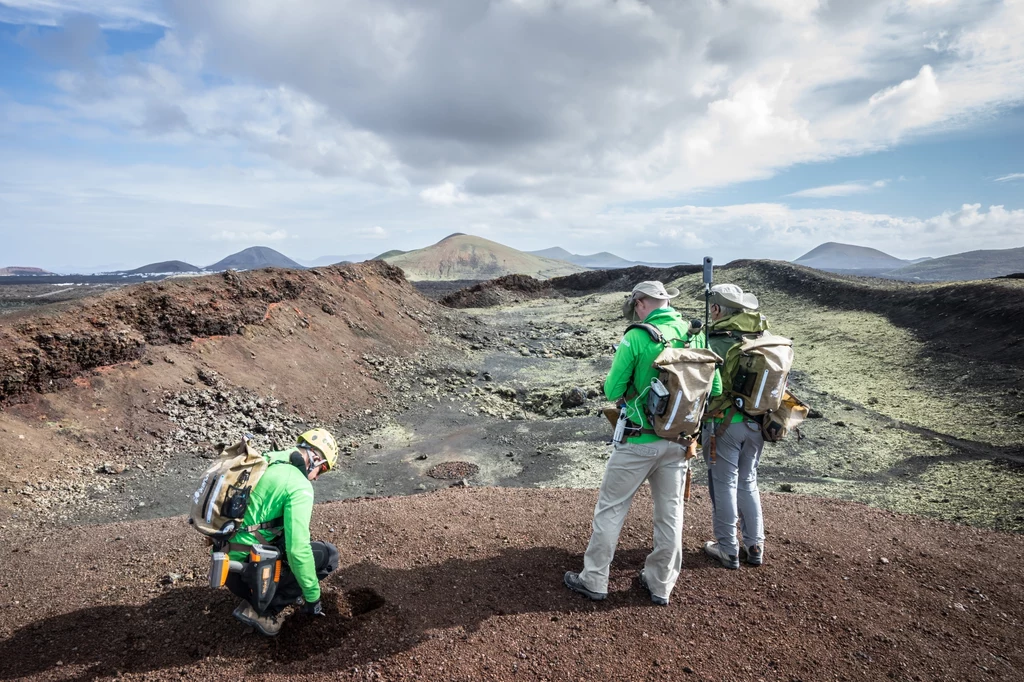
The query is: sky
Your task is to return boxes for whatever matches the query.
[0,0,1022,272]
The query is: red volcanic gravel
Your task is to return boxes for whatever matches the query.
[1,487,1023,681]
[427,461,480,480]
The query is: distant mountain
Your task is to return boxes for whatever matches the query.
[0,266,53,276]
[794,242,910,272]
[889,245,1024,281]
[384,234,588,281]
[121,260,200,275]
[374,249,407,260]
[529,247,688,269]
[205,246,304,272]
[297,254,377,267]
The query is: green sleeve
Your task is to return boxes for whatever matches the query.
[604,331,640,401]
[690,331,723,397]
[282,479,320,603]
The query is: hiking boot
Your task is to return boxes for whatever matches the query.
[703,541,740,569]
[637,570,669,606]
[739,544,764,567]
[563,572,607,601]
[233,601,285,637]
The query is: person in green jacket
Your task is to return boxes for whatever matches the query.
[701,283,769,570]
[564,281,720,606]
[226,428,340,636]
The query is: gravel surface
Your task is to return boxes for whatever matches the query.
[2,487,1022,681]
[427,461,480,480]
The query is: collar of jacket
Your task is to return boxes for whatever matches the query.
[710,310,769,334]
[641,307,683,325]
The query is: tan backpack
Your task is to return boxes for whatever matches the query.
[626,323,722,441]
[715,331,808,442]
[729,333,794,416]
[648,345,723,439]
[189,437,275,542]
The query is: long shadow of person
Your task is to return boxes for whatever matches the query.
[1,545,683,678]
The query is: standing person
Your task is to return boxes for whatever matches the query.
[224,428,341,636]
[564,281,717,606]
[701,284,768,569]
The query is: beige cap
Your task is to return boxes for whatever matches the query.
[709,283,759,310]
[622,280,680,319]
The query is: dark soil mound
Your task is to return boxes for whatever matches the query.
[427,461,480,479]
[440,274,554,308]
[411,279,481,301]
[549,264,702,294]
[439,265,703,308]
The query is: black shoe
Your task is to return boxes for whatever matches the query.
[563,572,607,601]
[233,602,285,637]
[739,544,764,567]
[703,541,740,569]
[638,570,669,606]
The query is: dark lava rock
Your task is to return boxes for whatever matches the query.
[561,386,588,409]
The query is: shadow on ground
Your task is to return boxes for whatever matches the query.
[0,545,702,678]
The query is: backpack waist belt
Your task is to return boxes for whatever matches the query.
[623,419,692,445]
[227,516,284,553]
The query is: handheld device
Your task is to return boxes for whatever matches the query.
[648,378,670,417]
[242,544,283,613]
[612,405,628,444]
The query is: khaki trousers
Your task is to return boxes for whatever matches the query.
[578,439,688,600]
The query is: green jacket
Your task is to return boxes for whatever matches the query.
[707,311,771,423]
[605,307,722,444]
[227,450,321,603]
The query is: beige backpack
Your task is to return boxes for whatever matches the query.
[648,345,724,439]
[189,437,274,542]
[716,331,808,442]
[728,333,794,416]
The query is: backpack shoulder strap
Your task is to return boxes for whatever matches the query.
[625,323,664,344]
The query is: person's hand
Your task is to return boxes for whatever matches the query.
[302,599,324,616]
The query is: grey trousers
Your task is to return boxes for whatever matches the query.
[579,439,688,600]
[703,421,765,556]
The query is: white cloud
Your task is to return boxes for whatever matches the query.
[995,173,1024,182]
[622,202,1024,261]
[788,180,888,198]
[210,223,289,243]
[11,0,1020,200]
[0,0,167,28]
[357,226,389,239]
[419,182,467,206]
[865,65,944,138]
[2,0,1024,269]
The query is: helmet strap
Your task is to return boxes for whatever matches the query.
[291,445,322,476]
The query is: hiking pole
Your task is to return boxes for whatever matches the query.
[702,256,713,344]
[701,256,718,474]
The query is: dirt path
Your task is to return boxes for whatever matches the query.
[2,488,1022,681]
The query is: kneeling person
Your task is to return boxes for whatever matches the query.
[224,428,340,636]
